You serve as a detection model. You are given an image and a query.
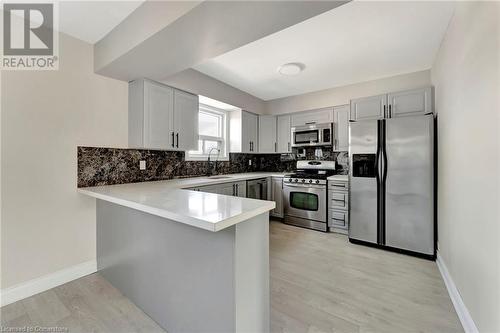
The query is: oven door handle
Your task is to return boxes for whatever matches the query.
[284,184,325,190]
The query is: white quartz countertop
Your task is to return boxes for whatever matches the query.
[78,172,286,232]
[327,174,349,182]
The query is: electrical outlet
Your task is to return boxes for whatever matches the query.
[139,160,146,170]
[248,159,252,166]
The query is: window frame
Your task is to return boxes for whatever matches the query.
[186,104,230,161]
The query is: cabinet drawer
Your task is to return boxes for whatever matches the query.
[328,181,348,191]
[329,210,348,228]
[329,191,348,210]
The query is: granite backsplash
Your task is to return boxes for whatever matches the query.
[77,146,349,188]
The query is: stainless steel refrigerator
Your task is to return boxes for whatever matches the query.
[348,114,435,258]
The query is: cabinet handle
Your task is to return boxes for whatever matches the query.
[235,184,238,196]
[275,142,277,152]
[171,132,175,148]
[383,105,387,118]
[389,104,392,118]
[305,121,316,125]
[233,184,236,196]
[288,142,291,151]
[176,133,179,148]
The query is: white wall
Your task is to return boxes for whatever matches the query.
[264,70,431,114]
[1,32,128,289]
[94,1,202,72]
[162,69,266,114]
[431,2,499,332]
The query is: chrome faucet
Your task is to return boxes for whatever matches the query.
[206,148,220,177]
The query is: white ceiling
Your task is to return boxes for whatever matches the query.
[58,1,144,44]
[194,1,456,101]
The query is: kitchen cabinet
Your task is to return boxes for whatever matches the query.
[230,110,258,153]
[387,87,432,117]
[291,107,334,127]
[192,180,246,197]
[350,94,387,121]
[129,79,199,150]
[270,177,284,218]
[333,105,349,151]
[328,179,349,234]
[233,181,246,197]
[173,89,199,151]
[350,87,433,121]
[277,115,291,153]
[258,115,277,153]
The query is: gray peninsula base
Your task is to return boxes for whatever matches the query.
[96,200,270,333]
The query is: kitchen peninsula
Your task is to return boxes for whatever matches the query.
[79,173,279,333]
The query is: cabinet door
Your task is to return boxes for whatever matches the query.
[350,94,387,121]
[388,87,432,118]
[270,178,284,218]
[234,181,246,197]
[291,108,334,126]
[277,115,291,153]
[333,105,349,151]
[258,115,277,153]
[144,81,174,148]
[174,90,199,151]
[197,184,218,194]
[242,111,258,153]
[217,183,236,196]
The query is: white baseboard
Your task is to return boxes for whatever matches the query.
[436,252,479,333]
[0,260,97,307]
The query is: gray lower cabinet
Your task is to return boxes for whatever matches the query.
[270,177,284,218]
[328,179,349,234]
[189,181,246,197]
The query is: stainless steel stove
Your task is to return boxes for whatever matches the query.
[283,160,335,232]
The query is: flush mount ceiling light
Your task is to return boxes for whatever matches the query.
[277,62,305,76]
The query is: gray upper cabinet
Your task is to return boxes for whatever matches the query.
[333,105,349,151]
[291,107,334,127]
[350,87,433,121]
[242,111,258,153]
[258,115,277,153]
[173,89,199,151]
[387,87,432,118]
[277,115,291,153]
[129,79,199,150]
[350,94,387,121]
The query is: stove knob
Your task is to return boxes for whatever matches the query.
[288,178,292,182]
[309,180,313,183]
[301,179,306,183]
[316,180,320,184]
[294,179,299,183]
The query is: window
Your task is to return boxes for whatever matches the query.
[187,104,229,161]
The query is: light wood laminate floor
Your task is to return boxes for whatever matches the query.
[1,221,462,333]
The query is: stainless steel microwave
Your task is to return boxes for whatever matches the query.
[291,123,333,147]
